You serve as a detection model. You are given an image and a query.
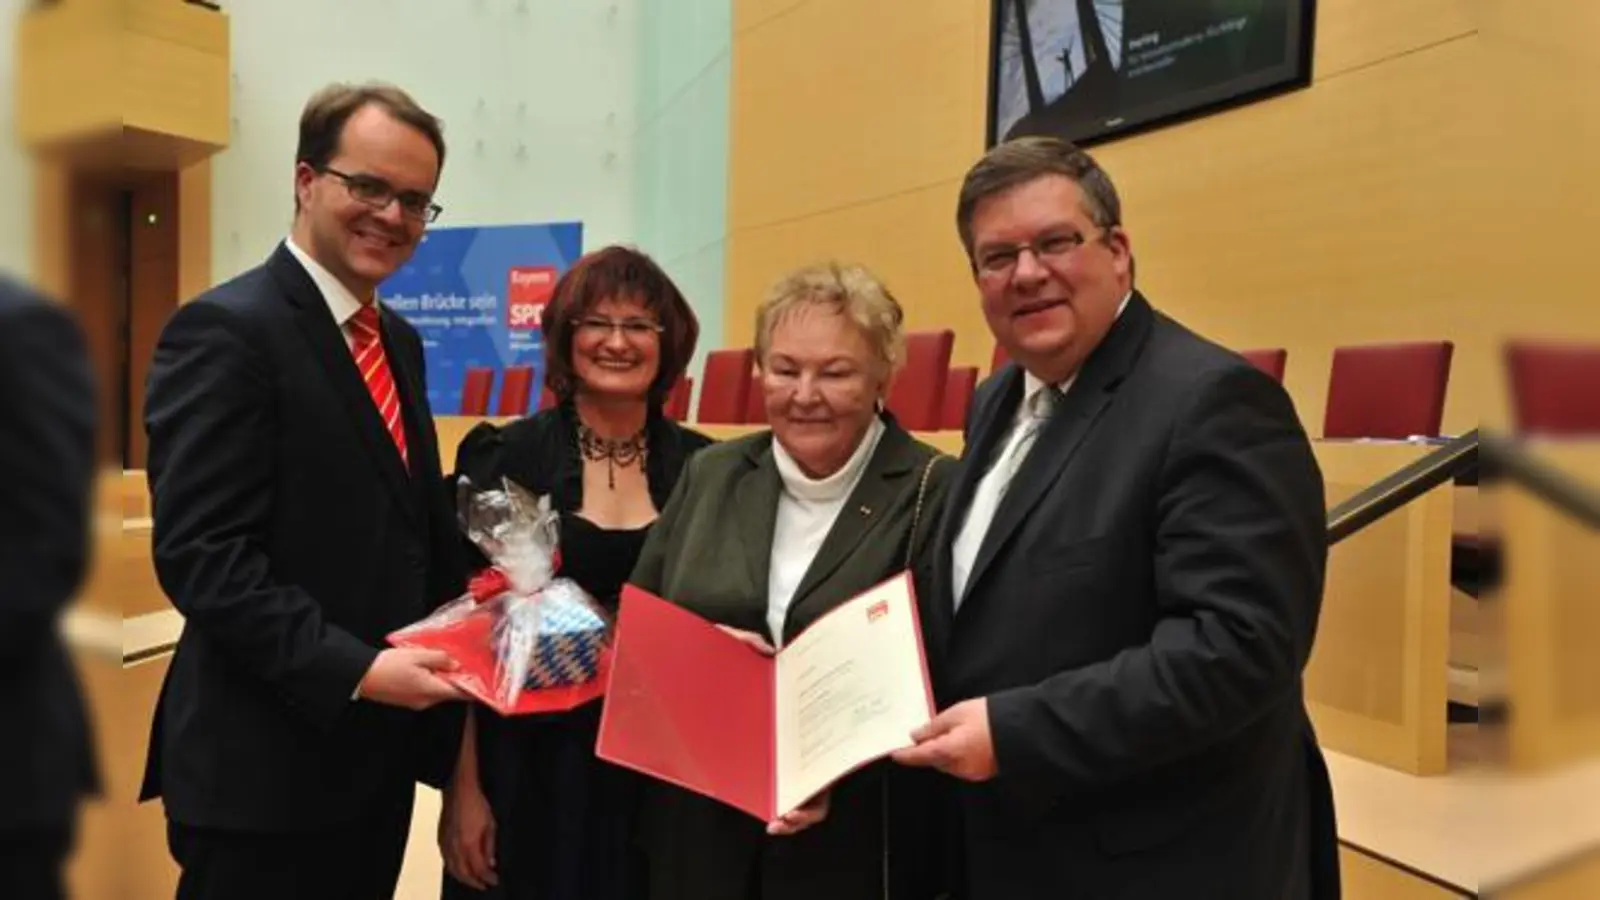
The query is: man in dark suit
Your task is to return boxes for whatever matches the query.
[894,136,1341,899]
[0,280,98,900]
[140,82,469,900]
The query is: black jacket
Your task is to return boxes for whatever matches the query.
[924,293,1341,900]
[0,280,99,829]
[138,244,468,831]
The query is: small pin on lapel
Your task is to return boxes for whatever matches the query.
[858,505,872,516]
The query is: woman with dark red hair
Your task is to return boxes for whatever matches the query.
[438,245,711,900]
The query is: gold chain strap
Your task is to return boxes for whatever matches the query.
[906,454,948,570]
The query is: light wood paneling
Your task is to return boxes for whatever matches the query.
[724,0,1518,437]
[1339,848,1469,900]
[1330,748,1600,895]
[1500,444,1600,773]
[177,159,213,301]
[1499,852,1600,900]
[122,0,231,149]
[1310,0,1475,78]
[69,654,180,900]
[728,0,986,231]
[31,161,73,301]
[1306,442,1453,775]
[725,181,975,346]
[14,0,229,172]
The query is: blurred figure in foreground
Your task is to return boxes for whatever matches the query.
[0,277,99,900]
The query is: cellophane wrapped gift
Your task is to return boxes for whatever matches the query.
[387,477,611,715]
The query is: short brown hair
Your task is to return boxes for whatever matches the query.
[295,81,446,180]
[541,246,700,403]
[955,136,1122,257]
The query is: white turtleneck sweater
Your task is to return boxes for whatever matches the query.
[766,416,887,647]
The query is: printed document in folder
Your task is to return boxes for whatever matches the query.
[596,572,934,821]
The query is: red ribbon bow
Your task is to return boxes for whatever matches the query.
[466,551,561,605]
[467,567,511,603]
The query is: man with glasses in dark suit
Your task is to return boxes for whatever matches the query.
[140,82,469,900]
[895,136,1339,899]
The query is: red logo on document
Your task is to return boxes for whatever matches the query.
[507,266,557,331]
[867,600,889,623]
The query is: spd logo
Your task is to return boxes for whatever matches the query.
[507,266,556,331]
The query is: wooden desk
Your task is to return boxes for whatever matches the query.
[1330,746,1600,897]
[81,517,168,617]
[1497,441,1600,773]
[1306,441,1455,775]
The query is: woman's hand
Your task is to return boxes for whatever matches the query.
[716,625,777,656]
[768,791,830,836]
[440,771,499,890]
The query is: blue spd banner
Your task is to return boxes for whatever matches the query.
[380,222,583,415]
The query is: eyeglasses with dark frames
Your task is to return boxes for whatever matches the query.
[320,166,443,223]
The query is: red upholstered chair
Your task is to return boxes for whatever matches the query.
[537,386,558,412]
[1239,348,1288,383]
[1323,341,1454,439]
[459,367,493,415]
[942,366,978,431]
[991,343,1010,374]
[498,366,535,416]
[1505,340,1600,435]
[887,330,955,431]
[664,376,693,421]
[697,348,755,424]
[745,374,768,425]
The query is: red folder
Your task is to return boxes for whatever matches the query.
[595,572,934,822]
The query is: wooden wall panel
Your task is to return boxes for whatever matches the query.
[724,0,1522,436]
[1339,848,1469,900]
[1309,0,1475,78]
[122,0,231,148]
[728,0,986,230]
[177,159,213,301]
[725,181,973,345]
[128,172,181,469]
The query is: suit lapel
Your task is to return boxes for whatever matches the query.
[733,437,782,607]
[959,293,1156,612]
[268,245,422,530]
[927,367,1022,651]
[782,421,918,637]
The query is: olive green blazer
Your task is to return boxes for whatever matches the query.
[630,416,954,646]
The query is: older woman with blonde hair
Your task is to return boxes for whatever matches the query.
[627,262,956,900]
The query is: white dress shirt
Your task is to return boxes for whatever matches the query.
[949,292,1132,607]
[766,416,886,646]
[284,237,368,349]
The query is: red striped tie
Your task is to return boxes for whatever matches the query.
[350,305,409,469]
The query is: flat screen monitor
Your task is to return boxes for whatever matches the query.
[988,0,1316,147]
